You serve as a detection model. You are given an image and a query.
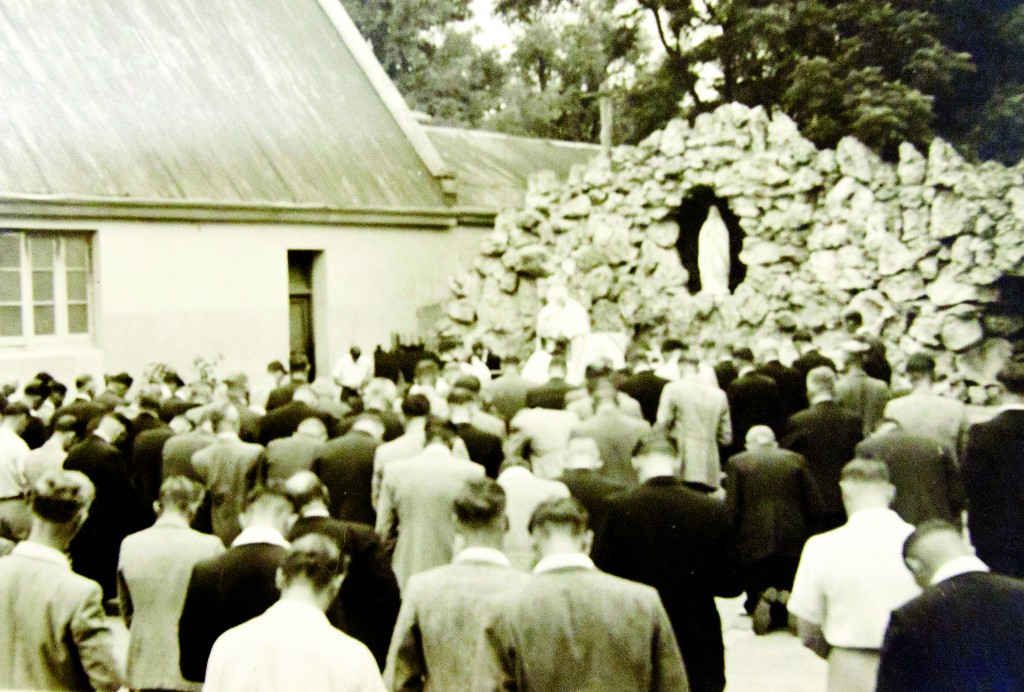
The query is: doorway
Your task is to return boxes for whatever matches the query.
[288,250,321,380]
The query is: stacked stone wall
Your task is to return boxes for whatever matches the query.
[442,103,1024,388]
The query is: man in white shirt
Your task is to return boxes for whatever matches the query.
[205,533,385,692]
[0,402,32,541]
[384,478,528,690]
[332,346,373,397]
[497,458,571,570]
[788,458,920,692]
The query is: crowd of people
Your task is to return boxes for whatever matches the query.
[0,332,1023,691]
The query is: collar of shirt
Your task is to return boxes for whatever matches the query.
[268,598,331,624]
[498,466,532,482]
[454,546,512,567]
[533,552,595,574]
[301,508,331,519]
[232,526,290,549]
[931,554,990,585]
[13,541,71,569]
[999,403,1024,412]
[423,442,451,456]
[846,507,902,525]
[154,512,192,530]
[92,428,113,444]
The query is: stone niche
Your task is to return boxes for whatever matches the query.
[441,103,1024,388]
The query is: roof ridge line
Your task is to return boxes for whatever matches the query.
[312,0,456,200]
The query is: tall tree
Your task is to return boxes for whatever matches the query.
[629,0,975,158]
[488,0,644,142]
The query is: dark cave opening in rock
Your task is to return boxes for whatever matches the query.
[986,276,1024,349]
[672,186,747,295]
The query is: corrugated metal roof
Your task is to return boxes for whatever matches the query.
[425,126,601,211]
[0,0,447,209]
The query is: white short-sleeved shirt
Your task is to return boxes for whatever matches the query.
[788,508,920,649]
[204,599,385,692]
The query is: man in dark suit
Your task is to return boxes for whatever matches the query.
[558,435,625,534]
[95,372,132,411]
[19,381,50,450]
[877,520,1024,691]
[594,433,741,692]
[855,422,965,526]
[51,393,106,440]
[448,388,504,478]
[791,329,837,381]
[757,355,808,422]
[725,347,784,458]
[961,361,1024,578]
[178,485,294,682]
[782,366,864,532]
[524,357,574,411]
[724,426,822,631]
[264,354,310,412]
[313,412,385,525]
[617,349,669,424]
[284,471,401,668]
[258,386,336,445]
[64,413,147,601]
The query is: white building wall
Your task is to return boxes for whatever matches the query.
[0,217,486,389]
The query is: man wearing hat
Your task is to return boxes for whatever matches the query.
[962,359,1024,578]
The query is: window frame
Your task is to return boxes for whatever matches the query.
[0,230,95,347]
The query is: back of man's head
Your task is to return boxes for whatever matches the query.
[295,417,328,441]
[905,353,936,382]
[732,347,756,367]
[401,393,431,419]
[138,394,162,414]
[528,497,590,540]
[632,432,680,479]
[453,478,506,532]
[745,425,777,451]
[902,519,969,589]
[241,484,295,533]
[806,366,837,400]
[280,533,347,592]
[414,359,440,384]
[30,470,94,525]
[289,354,311,377]
[447,387,476,409]
[283,471,330,513]
[453,375,482,395]
[839,458,894,513]
[424,416,458,449]
[158,476,205,517]
[351,411,386,439]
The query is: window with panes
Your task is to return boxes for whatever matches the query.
[0,231,93,341]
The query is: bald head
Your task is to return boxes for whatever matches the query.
[296,417,328,442]
[903,520,971,589]
[745,425,777,450]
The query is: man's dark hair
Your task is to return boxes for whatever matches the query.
[905,353,936,377]
[267,360,287,375]
[107,372,133,388]
[34,372,55,385]
[74,374,93,390]
[49,381,67,398]
[23,382,49,399]
[281,533,346,590]
[52,414,77,434]
[840,458,891,484]
[401,393,431,418]
[501,355,520,368]
[453,375,482,394]
[162,370,185,388]
[792,329,814,345]
[732,347,755,365]
[414,359,440,379]
[30,470,94,524]
[997,360,1024,396]
[528,497,590,536]
[3,401,30,417]
[424,416,458,447]
[447,387,476,407]
[138,394,162,412]
[661,338,685,353]
[453,478,506,529]
[902,519,962,561]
